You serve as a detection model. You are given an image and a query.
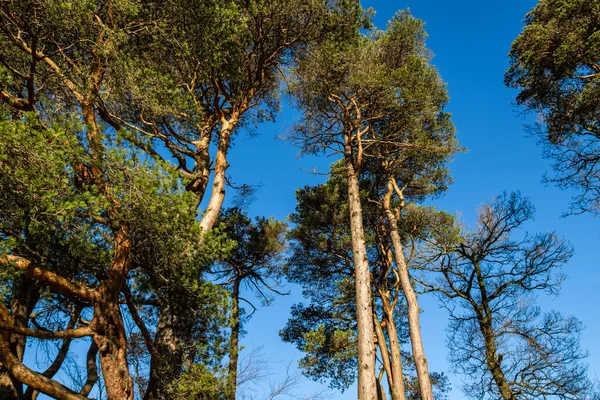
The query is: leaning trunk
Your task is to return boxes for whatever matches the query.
[344,141,377,400]
[374,314,394,394]
[479,321,516,400]
[383,183,433,400]
[199,118,236,236]
[474,263,516,400]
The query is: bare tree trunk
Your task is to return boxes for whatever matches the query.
[473,262,516,400]
[479,320,516,400]
[226,279,241,400]
[383,182,433,400]
[344,142,377,400]
[79,342,99,397]
[376,375,387,400]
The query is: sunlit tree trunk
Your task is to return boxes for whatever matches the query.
[383,181,433,400]
[344,138,377,400]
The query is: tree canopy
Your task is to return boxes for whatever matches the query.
[506,0,600,214]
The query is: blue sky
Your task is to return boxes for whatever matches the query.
[226,0,600,398]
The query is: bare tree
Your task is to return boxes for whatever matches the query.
[421,192,593,399]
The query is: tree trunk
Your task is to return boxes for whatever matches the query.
[199,118,236,236]
[188,133,212,203]
[473,262,516,400]
[383,183,433,400]
[374,314,394,396]
[383,308,407,400]
[144,302,185,400]
[344,143,377,400]
[479,320,516,400]
[90,228,134,400]
[226,279,241,400]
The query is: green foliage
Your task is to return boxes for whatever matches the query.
[214,208,288,307]
[0,112,235,395]
[506,0,600,214]
[299,324,357,391]
[167,362,228,399]
[290,9,458,166]
[0,116,110,281]
[406,372,450,400]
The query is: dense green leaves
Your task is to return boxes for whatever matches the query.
[506,0,600,214]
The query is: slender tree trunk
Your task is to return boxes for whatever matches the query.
[90,228,134,400]
[227,279,241,400]
[344,142,377,400]
[383,183,433,400]
[376,376,387,400]
[79,342,99,397]
[383,308,407,400]
[374,314,395,396]
[146,118,238,399]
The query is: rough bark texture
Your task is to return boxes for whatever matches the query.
[344,142,377,400]
[90,228,134,400]
[384,183,433,400]
[144,303,185,400]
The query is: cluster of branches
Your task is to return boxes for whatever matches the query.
[417,192,596,399]
[0,0,365,399]
[0,0,597,399]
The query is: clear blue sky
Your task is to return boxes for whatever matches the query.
[226,0,600,398]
